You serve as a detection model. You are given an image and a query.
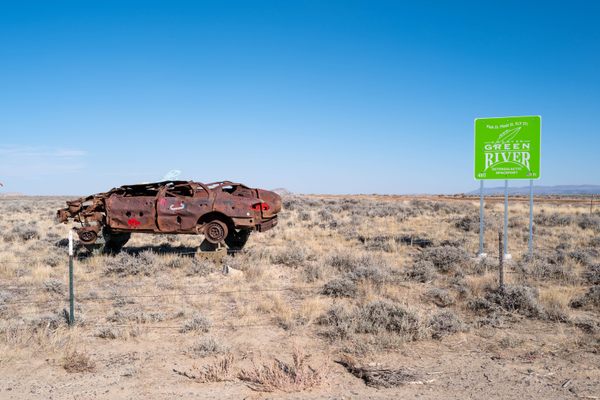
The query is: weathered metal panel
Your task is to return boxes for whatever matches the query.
[106,195,156,231]
[157,194,208,232]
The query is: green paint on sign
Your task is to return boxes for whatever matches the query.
[474,116,541,180]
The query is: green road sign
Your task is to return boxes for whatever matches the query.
[474,115,541,180]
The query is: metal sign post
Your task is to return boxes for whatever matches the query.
[478,180,486,257]
[474,115,541,260]
[503,180,511,259]
[528,180,534,258]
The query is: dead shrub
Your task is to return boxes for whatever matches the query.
[322,278,357,298]
[270,246,309,267]
[572,317,600,334]
[418,246,472,274]
[187,258,214,276]
[569,249,597,266]
[107,309,166,324]
[95,327,120,339]
[103,251,159,277]
[582,264,600,285]
[517,254,576,283]
[239,348,322,392]
[180,313,212,333]
[346,265,388,286]
[354,300,425,341]
[5,224,41,242]
[454,214,479,232]
[43,278,66,295]
[404,260,436,283]
[423,287,455,307]
[29,312,67,332]
[44,251,63,268]
[326,252,380,273]
[485,285,544,318]
[499,335,524,349]
[318,304,355,340]
[428,310,467,339]
[174,353,235,383]
[62,350,96,373]
[189,336,229,357]
[570,286,600,310]
[467,297,498,314]
[362,236,396,253]
[578,214,600,232]
[534,212,573,227]
[302,262,324,283]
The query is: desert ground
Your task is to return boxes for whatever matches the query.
[0,194,599,399]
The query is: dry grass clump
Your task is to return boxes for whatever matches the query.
[404,260,436,283]
[270,246,311,267]
[423,287,455,307]
[239,348,322,392]
[62,350,96,373]
[428,310,467,339]
[454,213,480,232]
[534,212,574,227]
[320,297,468,343]
[326,252,378,273]
[418,245,472,274]
[319,300,427,342]
[322,277,357,298]
[572,317,600,334]
[174,353,235,383]
[189,336,229,357]
[2,224,41,242]
[95,327,121,339]
[570,286,600,310]
[322,261,391,298]
[318,304,356,340]
[578,214,600,232]
[485,285,544,318]
[43,251,64,267]
[103,250,160,277]
[582,264,600,285]
[28,311,68,332]
[570,249,598,267]
[187,257,215,276]
[107,309,166,324]
[354,301,422,339]
[43,278,66,295]
[360,235,396,253]
[180,313,212,333]
[516,253,576,283]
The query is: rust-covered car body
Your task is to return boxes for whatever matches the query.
[57,181,281,252]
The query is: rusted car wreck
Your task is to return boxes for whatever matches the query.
[57,181,281,253]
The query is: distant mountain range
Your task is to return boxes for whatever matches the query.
[467,185,600,196]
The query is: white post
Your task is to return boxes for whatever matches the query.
[68,230,74,325]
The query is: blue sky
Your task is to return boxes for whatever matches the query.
[0,1,598,195]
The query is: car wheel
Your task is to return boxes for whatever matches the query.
[204,220,228,244]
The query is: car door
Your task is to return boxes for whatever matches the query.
[106,193,157,231]
[156,183,205,232]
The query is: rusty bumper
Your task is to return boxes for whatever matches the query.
[256,216,278,232]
